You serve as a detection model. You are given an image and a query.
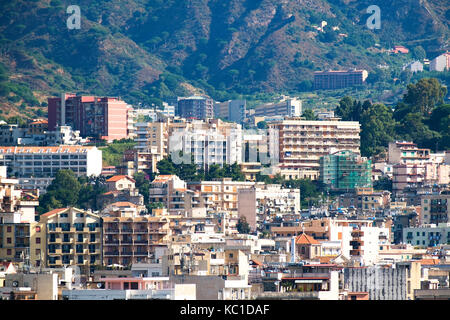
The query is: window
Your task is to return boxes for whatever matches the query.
[130,282,138,290]
[36,237,41,244]
[7,226,12,232]
[7,237,11,244]
[7,249,11,255]
[36,226,41,232]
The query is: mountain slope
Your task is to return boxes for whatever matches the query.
[0,0,448,118]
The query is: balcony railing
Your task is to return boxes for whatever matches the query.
[104,251,119,256]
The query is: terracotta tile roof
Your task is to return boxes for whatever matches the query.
[106,175,135,183]
[110,202,137,207]
[295,233,320,245]
[41,208,68,218]
[418,258,440,265]
[250,258,264,266]
[0,146,95,153]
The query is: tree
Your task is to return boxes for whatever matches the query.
[360,103,397,157]
[177,155,200,181]
[37,169,81,214]
[156,156,177,175]
[396,112,441,150]
[301,109,317,120]
[403,78,447,114]
[237,216,250,234]
[256,121,268,129]
[335,96,355,120]
[412,46,426,61]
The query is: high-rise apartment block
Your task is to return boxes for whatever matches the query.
[177,96,214,120]
[32,207,103,273]
[214,100,246,124]
[48,93,133,142]
[268,118,360,179]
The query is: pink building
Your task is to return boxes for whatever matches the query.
[48,93,131,142]
[103,277,171,290]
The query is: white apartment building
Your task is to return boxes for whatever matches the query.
[327,219,390,266]
[253,97,302,118]
[0,146,102,192]
[169,119,243,168]
[268,118,360,179]
[429,53,450,72]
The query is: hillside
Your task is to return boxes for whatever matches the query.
[0,0,448,118]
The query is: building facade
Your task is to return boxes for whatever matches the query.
[177,96,214,120]
[314,69,368,90]
[320,150,372,192]
[48,93,132,141]
[268,119,361,178]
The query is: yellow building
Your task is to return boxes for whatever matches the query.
[31,207,103,273]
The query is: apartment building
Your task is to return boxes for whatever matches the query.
[214,100,246,124]
[320,150,372,192]
[0,146,102,192]
[253,97,302,118]
[48,93,133,141]
[149,175,203,215]
[420,194,450,225]
[338,188,391,212]
[32,207,103,273]
[176,96,214,120]
[237,184,301,232]
[271,218,390,265]
[103,216,171,266]
[187,178,255,212]
[134,121,169,157]
[0,166,39,263]
[170,118,243,168]
[314,69,368,90]
[268,118,360,179]
[429,52,450,72]
[403,223,450,248]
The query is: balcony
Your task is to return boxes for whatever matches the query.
[121,239,133,244]
[133,229,148,234]
[105,229,120,234]
[121,251,133,256]
[134,251,149,256]
[350,249,364,256]
[14,231,29,238]
[104,240,120,245]
[121,228,133,234]
[104,251,119,256]
[133,240,148,244]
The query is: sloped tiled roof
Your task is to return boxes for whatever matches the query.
[295,233,320,245]
[41,208,68,218]
[106,175,135,183]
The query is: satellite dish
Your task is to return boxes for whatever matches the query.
[12,281,19,287]
[97,283,102,288]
